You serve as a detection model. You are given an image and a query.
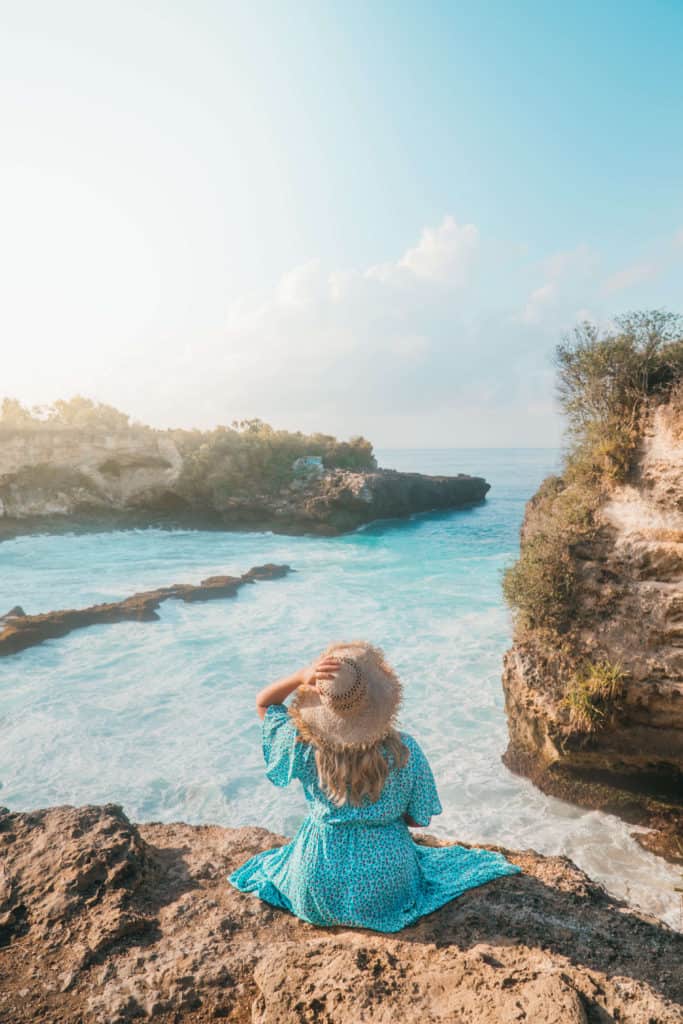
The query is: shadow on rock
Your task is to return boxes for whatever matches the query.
[0,807,681,1024]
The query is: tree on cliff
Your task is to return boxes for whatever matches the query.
[556,309,683,483]
[503,308,683,634]
[48,396,131,431]
[173,420,376,500]
[0,398,33,426]
[0,395,133,432]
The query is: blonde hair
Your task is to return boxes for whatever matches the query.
[290,638,409,805]
[312,729,410,806]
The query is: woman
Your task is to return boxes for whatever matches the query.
[228,640,520,932]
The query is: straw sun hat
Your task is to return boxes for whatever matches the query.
[289,640,403,751]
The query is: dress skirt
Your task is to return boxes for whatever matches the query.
[227,704,520,933]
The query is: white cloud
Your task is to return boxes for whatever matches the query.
[603,262,655,293]
[397,216,479,284]
[199,222,679,446]
[276,259,327,307]
[364,216,479,288]
[200,219,584,445]
[520,283,557,324]
[5,209,676,447]
[600,227,683,295]
[516,245,600,326]
[146,220,666,446]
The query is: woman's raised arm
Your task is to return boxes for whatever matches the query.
[255,655,340,719]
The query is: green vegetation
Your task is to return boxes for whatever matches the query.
[557,309,683,486]
[173,418,375,499]
[0,396,135,432]
[502,477,597,631]
[503,309,683,633]
[562,659,625,733]
[0,397,376,498]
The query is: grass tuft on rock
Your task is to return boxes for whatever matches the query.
[562,660,626,732]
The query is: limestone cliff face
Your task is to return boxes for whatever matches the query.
[502,397,683,861]
[0,803,680,1023]
[0,426,183,517]
[0,427,489,537]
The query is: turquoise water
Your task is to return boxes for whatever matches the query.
[0,448,680,928]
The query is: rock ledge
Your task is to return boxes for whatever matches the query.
[0,804,681,1023]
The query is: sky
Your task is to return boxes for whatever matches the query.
[1,0,682,446]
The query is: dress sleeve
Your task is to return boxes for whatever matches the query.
[406,737,443,826]
[262,703,309,787]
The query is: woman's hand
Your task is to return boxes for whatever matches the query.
[255,654,341,719]
[302,655,341,690]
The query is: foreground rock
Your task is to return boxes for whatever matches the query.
[502,396,683,863]
[0,425,489,539]
[0,804,681,1023]
[0,564,291,657]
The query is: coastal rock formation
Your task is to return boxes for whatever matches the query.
[217,466,490,535]
[0,564,291,657]
[0,803,681,1024]
[502,396,683,862]
[0,426,489,539]
[0,427,183,517]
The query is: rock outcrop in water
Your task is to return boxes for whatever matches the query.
[0,803,681,1023]
[502,393,683,863]
[0,564,291,657]
[0,425,489,539]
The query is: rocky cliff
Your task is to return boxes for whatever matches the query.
[502,393,683,862]
[0,426,488,539]
[0,803,681,1024]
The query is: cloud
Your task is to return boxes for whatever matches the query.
[515,245,599,327]
[600,227,683,295]
[603,263,655,293]
[23,215,676,447]
[396,216,479,285]
[275,259,327,307]
[520,283,557,324]
[168,221,672,446]
[200,218,577,445]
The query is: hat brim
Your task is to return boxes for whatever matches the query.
[289,642,402,751]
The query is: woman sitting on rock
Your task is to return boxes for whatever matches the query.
[228,640,520,932]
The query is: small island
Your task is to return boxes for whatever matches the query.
[0,400,489,540]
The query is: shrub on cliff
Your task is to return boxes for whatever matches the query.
[557,309,683,485]
[504,309,682,634]
[502,477,598,632]
[0,395,140,433]
[172,420,376,501]
[0,399,376,499]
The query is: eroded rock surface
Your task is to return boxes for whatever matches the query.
[0,804,681,1023]
[0,564,291,657]
[503,398,683,862]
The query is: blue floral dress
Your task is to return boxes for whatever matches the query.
[228,704,520,932]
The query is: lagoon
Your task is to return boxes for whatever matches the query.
[0,448,680,928]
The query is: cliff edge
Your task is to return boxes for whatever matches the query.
[0,803,681,1024]
[502,314,683,863]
